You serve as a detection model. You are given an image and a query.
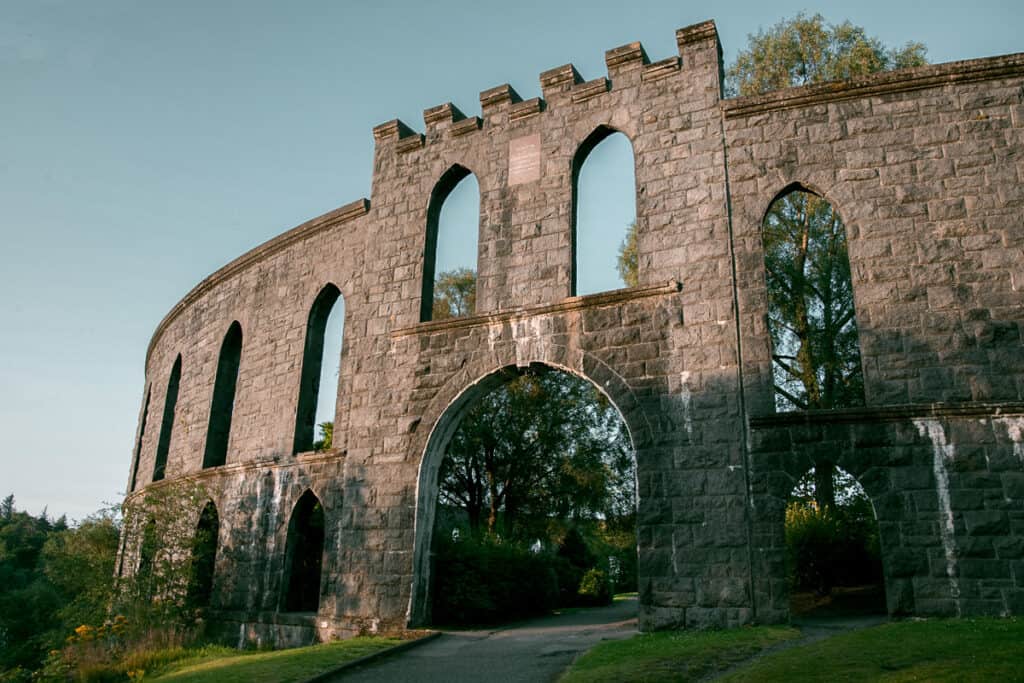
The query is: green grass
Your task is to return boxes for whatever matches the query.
[559,626,800,682]
[718,618,1024,682]
[146,637,404,683]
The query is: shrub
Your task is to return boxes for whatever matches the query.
[577,568,612,606]
[431,535,558,625]
[786,502,882,595]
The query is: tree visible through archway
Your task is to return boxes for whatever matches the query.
[786,466,885,617]
[426,366,637,625]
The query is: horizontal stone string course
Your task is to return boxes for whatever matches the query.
[124,17,1024,645]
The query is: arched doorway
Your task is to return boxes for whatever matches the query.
[409,363,637,626]
[785,465,885,618]
[187,501,219,610]
[281,490,325,613]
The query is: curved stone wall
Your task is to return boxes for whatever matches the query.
[122,20,1024,642]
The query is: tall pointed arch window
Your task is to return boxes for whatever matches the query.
[762,185,865,412]
[293,285,344,454]
[421,165,479,322]
[572,126,637,296]
[129,386,151,492]
[203,322,242,469]
[152,355,182,482]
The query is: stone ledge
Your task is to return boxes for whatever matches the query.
[125,448,344,504]
[749,401,1024,429]
[391,280,681,338]
[723,52,1024,119]
[145,201,369,366]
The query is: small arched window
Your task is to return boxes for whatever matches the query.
[421,165,479,322]
[152,355,182,482]
[203,322,242,469]
[293,285,344,454]
[281,490,325,613]
[572,126,637,296]
[762,186,865,411]
[128,386,151,492]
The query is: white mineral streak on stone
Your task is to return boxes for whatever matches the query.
[679,371,694,439]
[237,623,245,650]
[261,469,289,610]
[913,418,962,615]
[487,322,502,352]
[511,315,548,367]
[671,534,679,575]
[993,417,1024,466]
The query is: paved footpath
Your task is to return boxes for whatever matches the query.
[327,598,638,683]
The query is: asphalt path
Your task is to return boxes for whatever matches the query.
[327,597,638,683]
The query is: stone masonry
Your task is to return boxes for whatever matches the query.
[121,20,1024,644]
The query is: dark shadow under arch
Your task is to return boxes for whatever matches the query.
[281,489,325,613]
[153,355,182,481]
[293,284,343,454]
[187,501,220,610]
[203,322,242,469]
[408,361,639,626]
[421,164,475,322]
[571,125,636,296]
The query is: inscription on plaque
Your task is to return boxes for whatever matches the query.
[508,134,541,186]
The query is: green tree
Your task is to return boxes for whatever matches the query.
[432,268,477,320]
[729,15,927,508]
[313,421,333,450]
[726,13,927,97]
[437,369,634,537]
[616,222,639,288]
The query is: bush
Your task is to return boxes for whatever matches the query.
[577,568,612,606]
[431,535,558,625]
[786,502,882,595]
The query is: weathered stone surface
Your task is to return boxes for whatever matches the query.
[120,19,1024,643]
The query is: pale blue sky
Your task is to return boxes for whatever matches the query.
[1,0,1020,520]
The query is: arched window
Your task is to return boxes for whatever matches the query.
[421,165,479,322]
[762,186,865,412]
[129,386,151,492]
[293,285,344,454]
[572,126,637,296]
[281,490,325,612]
[187,501,219,610]
[152,355,182,482]
[203,322,242,469]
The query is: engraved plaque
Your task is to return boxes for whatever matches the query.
[508,134,541,186]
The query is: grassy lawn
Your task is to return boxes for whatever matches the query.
[718,618,1024,682]
[559,626,800,682]
[147,636,404,683]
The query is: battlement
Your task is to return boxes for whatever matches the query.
[371,19,722,155]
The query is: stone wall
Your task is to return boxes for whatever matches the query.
[121,19,1024,643]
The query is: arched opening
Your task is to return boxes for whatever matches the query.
[187,501,219,610]
[293,285,344,454]
[572,126,637,296]
[137,518,158,600]
[281,490,325,613]
[152,355,182,482]
[203,322,242,469]
[785,465,885,618]
[129,386,151,492]
[762,185,865,413]
[411,364,637,627]
[421,165,479,322]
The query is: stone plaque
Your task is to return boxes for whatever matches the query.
[508,134,541,186]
